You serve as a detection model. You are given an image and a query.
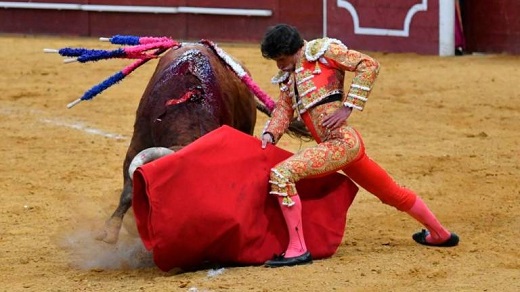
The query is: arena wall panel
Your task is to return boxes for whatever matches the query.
[326,0,443,55]
[176,0,276,42]
[0,0,89,36]
[461,0,520,54]
[0,9,88,36]
[277,0,323,40]
[0,0,518,55]
[88,12,187,40]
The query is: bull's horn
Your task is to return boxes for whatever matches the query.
[128,147,174,179]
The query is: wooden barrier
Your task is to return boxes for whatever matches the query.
[0,0,518,55]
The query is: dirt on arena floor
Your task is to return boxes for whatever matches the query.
[0,35,519,292]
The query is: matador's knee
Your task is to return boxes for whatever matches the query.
[269,167,298,207]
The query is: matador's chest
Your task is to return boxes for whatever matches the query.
[281,60,344,113]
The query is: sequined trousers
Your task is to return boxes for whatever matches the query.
[269,101,417,211]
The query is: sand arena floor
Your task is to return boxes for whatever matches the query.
[0,35,519,291]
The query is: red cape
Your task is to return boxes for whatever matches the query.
[132,125,358,271]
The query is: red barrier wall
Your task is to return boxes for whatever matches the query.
[0,0,88,35]
[85,0,278,41]
[326,0,440,54]
[0,0,518,54]
[460,0,520,54]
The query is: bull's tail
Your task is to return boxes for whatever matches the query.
[254,98,273,117]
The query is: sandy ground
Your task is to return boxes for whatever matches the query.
[0,35,519,292]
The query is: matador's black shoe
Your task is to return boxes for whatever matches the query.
[264,251,312,268]
[413,229,460,247]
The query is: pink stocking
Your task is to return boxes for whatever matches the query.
[407,197,451,244]
[277,195,308,257]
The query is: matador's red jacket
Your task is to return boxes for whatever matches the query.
[264,38,380,143]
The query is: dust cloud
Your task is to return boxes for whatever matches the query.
[56,221,154,270]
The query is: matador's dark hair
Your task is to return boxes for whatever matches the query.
[261,24,304,59]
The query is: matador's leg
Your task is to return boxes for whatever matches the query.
[342,139,457,246]
[267,128,361,261]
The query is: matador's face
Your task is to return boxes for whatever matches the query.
[273,51,300,72]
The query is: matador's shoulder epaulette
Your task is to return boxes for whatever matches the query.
[305,38,347,61]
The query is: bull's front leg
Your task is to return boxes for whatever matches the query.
[96,176,133,244]
[95,142,138,244]
[96,145,175,243]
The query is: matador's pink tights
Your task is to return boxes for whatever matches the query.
[276,195,308,257]
[342,151,451,244]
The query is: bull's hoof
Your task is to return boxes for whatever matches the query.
[122,209,139,237]
[95,219,122,244]
[94,229,119,244]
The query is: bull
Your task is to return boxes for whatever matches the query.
[95,42,267,243]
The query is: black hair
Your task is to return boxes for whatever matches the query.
[260,24,304,59]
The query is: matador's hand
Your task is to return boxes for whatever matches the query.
[322,106,353,129]
[261,133,274,149]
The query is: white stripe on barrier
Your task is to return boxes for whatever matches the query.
[336,0,429,37]
[0,2,272,16]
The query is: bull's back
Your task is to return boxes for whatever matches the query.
[133,43,256,148]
